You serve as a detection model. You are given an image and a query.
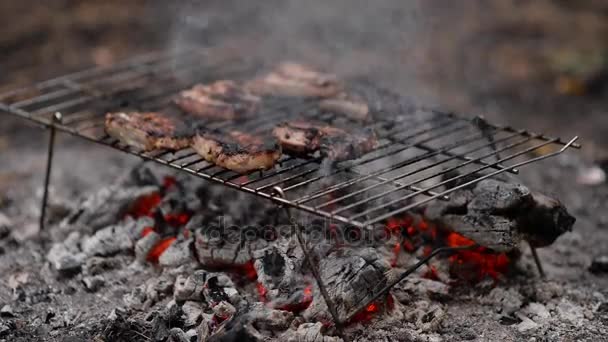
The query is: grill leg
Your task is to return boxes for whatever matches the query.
[39,113,62,230]
[529,243,546,278]
[272,187,346,339]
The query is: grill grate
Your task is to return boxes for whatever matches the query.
[0,47,579,229]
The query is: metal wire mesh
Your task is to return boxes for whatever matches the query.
[0,47,580,229]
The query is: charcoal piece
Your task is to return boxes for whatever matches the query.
[589,255,608,274]
[82,275,105,292]
[203,273,241,307]
[46,232,86,274]
[0,213,12,240]
[303,248,390,322]
[82,224,133,257]
[194,225,269,267]
[174,271,206,302]
[135,231,160,263]
[281,322,342,342]
[207,303,294,342]
[61,185,159,233]
[168,328,190,342]
[123,163,160,187]
[253,239,307,307]
[159,237,195,267]
[181,301,204,327]
[425,179,575,251]
[124,216,155,242]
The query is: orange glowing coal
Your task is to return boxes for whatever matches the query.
[386,214,511,282]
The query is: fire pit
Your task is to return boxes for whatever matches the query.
[0,48,587,341]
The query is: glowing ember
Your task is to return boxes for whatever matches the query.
[141,226,155,238]
[164,213,191,227]
[128,192,161,218]
[256,282,268,302]
[346,295,393,324]
[385,214,512,283]
[147,237,177,263]
[162,176,177,190]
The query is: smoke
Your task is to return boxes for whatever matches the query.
[168,0,437,104]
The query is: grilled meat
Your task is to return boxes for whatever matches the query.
[246,62,342,98]
[175,80,260,120]
[273,121,378,161]
[192,129,281,174]
[105,112,193,151]
[319,94,370,122]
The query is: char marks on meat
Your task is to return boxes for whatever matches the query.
[246,62,342,98]
[175,80,260,121]
[192,129,282,174]
[105,112,193,151]
[273,121,378,162]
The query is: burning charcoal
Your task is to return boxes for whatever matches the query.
[61,185,160,233]
[82,224,133,257]
[303,248,390,322]
[253,242,306,307]
[47,232,86,274]
[135,231,161,263]
[425,179,575,251]
[82,275,105,292]
[203,273,241,306]
[280,322,342,342]
[212,301,236,321]
[159,237,195,268]
[124,216,155,242]
[194,224,269,267]
[181,301,204,327]
[589,255,608,274]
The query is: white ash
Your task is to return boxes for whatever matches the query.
[181,300,204,327]
[480,287,524,316]
[82,224,133,257]
[46,231,86,274]
[281,322,343,342]
[81,275,104,292]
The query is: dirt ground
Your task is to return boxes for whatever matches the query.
[0,1,607,341]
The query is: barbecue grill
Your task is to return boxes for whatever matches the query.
[0,46,580,333]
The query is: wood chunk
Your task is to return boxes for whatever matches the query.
[425,179,575,251]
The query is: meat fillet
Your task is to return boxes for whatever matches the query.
[192,129,282,174]
[272,121,378,161]
[246,62,342,98]
[105,112,193,151]
[319,94,370,122]
[175,80,260,120]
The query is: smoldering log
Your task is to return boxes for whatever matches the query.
[303,248,390,322]
[424,179,575,252]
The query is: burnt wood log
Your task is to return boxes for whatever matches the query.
[303,248,390,322]
[425,179,575,252]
